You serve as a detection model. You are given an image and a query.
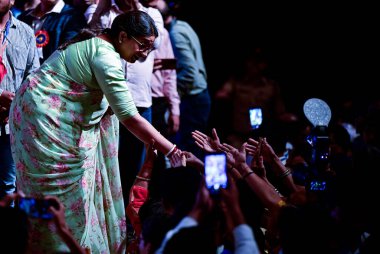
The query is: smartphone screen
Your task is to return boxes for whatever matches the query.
[249,107,263,129]
[204,153,228,195]
[18,197,54,219]
[160,58,177,70]
[308,180,327,192]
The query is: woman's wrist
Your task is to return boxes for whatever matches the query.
[238,163,252,176]
[165,144,177,157]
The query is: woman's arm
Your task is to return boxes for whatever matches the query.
[121,113,175,156]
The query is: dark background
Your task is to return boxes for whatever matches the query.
[173,1,378,119]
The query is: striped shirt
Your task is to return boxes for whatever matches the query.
[1,12,40,93]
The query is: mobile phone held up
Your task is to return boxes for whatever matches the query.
[204,153,228,196]
[249,107,263,130]
[18,197,57,219]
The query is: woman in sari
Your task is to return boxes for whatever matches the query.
[9,11,181,253]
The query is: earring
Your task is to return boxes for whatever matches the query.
[119,40,122,43]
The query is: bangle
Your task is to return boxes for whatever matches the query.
[242,171,254,180]
[165,144,177,157]
[136,176,151,181]
[277,168,291,179]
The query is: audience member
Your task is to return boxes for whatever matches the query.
[0,193,87,254]
[150,25,180,171]
[215,47,295,148]
[0,0,40,202]
[150,0,211,160]
[9,11,182,253]
[11,0,40,17]
[18,0,87,64]
[156,174,260,254]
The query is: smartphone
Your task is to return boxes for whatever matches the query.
[249,107,263,129]
[307,179,327,192]
[160,58,177,70]
[204,153,228,195]
[18,197,56,219]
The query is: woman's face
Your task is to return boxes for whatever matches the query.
[118,33,156,63]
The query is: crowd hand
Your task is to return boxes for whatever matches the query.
[46,196,88,254]
[219,142,247,169]
[168,147,185,168]
[220,175,245,231]
[181,151,204,173]
[191,128,221,153]
[246,137,276,161]
[188,179,213,222]
[0,91,15,109]
[250,154,267,179]
[45,196,68,231]
[168,113,180,135]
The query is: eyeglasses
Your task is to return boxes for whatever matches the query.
[131,36,155,54]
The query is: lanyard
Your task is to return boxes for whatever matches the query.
[2,19,11,45]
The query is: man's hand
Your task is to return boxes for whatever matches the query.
[0,91,15,109]
[168,113,180,135]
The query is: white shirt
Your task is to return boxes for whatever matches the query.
[87,1,164,108]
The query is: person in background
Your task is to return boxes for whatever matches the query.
[148,0,211,160]
[0,0,40,203]
[142,0,180,173]
[10,0,40,18]
[0,193,87,254]
[215,47,295,149]
[17,0,87,64]
[87,0,167,206]
[65,0,99,22]
[9,11,182,253]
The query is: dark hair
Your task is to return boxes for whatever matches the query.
[59,11,158,50]
[0,207,29,254]
[163,226,217,254]
[109,10,158,38]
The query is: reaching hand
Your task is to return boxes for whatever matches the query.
[219,142,247,169]
[246,137,277,162]
[46,196,67,231]
[250,154,267,179]
[168,147,185,168]
[188,180,214,222]
[220,176,245,230]
[182,151,204,172]
[191,128,221,153]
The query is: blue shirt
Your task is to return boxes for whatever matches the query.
[1,12,40,93]
[167,19,208,97]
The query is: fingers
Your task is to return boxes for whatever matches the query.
[192,134,205,145]
[211,128,220,141]
[192,130,208,139]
